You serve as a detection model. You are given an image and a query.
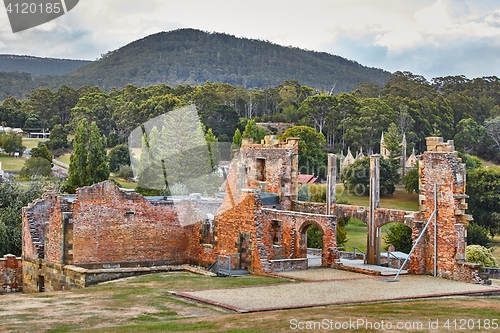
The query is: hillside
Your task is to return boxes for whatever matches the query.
[62,28,391,91]
[0,54,91,76]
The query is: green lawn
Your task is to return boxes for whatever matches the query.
[337,184,419,211]
[55,153,71,165]
[342,218,399,253]
[22,137,48,149]
[110,176,137,189]
[0,154,26,172]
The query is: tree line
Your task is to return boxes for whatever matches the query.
[1,73,499,163]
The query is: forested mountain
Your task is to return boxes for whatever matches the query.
[61,28,391,91]
[0,29,390,99]
[0,55,91,76]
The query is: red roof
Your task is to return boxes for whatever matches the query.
[297,174,318,184]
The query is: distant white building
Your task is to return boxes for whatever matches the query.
[0,126,24,135]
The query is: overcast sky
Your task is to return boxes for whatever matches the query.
[1,0,500,81]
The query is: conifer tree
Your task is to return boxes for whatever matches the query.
[64,119,109,193]
[204,128,220,170]
[65,118,89,192]
[87,121,110,184]
[232,128,242,147]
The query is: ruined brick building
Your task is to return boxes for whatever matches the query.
[19,136,485,293]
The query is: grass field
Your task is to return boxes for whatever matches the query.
[337,184,419,211]
[0,154,27,171]
[1,271,499,332]
[110,176,137,189]
[342,218,400,252]
[22,138,48,149]
[55,153,71,165]
[0,138,47,172]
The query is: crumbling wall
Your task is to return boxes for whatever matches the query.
[293,201,415,228]
[0,254,22,292]
[210,187,265,273]
[263,209,338,268]
[70,181,190,265]
[411,137,477,281]
[237,137,299,210]
[22,181,207,293]
[22,193,58,260]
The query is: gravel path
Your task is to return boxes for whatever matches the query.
[175,269,500,312]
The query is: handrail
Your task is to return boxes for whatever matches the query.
[385,251,407,269]
[338,246,366,260]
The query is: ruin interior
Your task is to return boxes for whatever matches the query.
[7,136,488,293]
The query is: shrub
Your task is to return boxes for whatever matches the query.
[336,218,349,247]
[19,157,52,179]
[383,223,413,253]
[466,245,498,267]
[307,225,323,249]
[116,165,134,179]
[467,223,492,248]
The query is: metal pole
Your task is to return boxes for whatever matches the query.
[434,183,437,277]
[326,154,336,215]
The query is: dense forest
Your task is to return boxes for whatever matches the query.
[0,55,91,76]
[0,28,390,99]
[1,71,499,164]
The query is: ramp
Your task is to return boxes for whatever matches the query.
[339,259,407,276]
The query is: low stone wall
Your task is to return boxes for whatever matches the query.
[0,254,22,293]
[480,267,500,280]
[307,248,322,256]
[268,258,308,272]
[23,256,215,293]
[338,251,365,260]
[448,261,489,285]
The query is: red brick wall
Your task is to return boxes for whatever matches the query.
[238,137,299,210]
[0,254,22,292]
[263,209,338,267]
[70,182,190,265]
[45,196,64,263]
[410,138,475,281]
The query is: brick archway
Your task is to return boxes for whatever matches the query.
[298,220,326,267]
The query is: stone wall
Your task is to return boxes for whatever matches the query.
[0,254,22,292]
[69,182,189,265]
[22,181,210,293]
[293,201,415,228]
[410,138,478,282]
[262,208,337,267]
[237,137,299,210]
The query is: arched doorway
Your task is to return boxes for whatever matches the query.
[299,221,325,268]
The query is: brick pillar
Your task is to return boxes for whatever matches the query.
[411,137,472,277]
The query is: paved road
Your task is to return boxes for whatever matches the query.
[174,268,500,312]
